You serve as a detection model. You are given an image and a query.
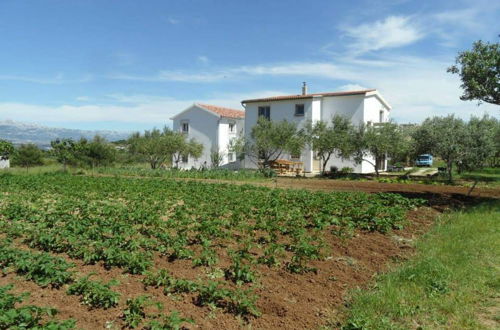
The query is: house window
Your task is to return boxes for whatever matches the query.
[181,154,188,163]
[258,106,270,120]
[295,104,305,116]
[229,123,235,133]
[181,122,189,133]
[228,152,234,162]
[379,110,384,123]
[291,151,301,159]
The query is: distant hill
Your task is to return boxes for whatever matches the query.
[0,120,131,149]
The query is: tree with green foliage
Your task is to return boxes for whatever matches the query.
[244,117,305,169]
[171,137,203,169]
[353,122,405,177]
[0,139,14,160]
[413,115,467,182]
[128,127,203,169]
[74,136,116,170]
[12,143,44,171]
[448,39,500,105]
[458,115,498,173]
[306,115,355,175]
[50,138,77,171]
[128,127,181,169]
[389,124,418,167]
[210,148,224,169]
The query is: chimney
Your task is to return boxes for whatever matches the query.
[302,82,308,95]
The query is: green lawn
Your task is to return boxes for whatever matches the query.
[337,201,500,329]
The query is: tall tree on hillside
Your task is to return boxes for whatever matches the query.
[413,115,467,182]
[243,117,305,169]
[12,143,44,171]
[448,39,500,105]
[353,122,405,177]
[306,115,355,175]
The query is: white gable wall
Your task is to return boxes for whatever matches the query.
[172,106,218,169]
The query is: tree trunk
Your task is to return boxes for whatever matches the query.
[447,160,453,182]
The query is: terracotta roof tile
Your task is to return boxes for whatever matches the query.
[196,103,245,119]
[241,89,376,103]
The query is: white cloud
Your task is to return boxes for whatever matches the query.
[341,16,424,54]
[197,56,209,64]
[167,17,180,25]
[0,90,285,129]
[76,96,90,102]
[0,74,93,85]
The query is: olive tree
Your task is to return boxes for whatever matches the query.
[12,143,44,171]
[243,117,305,169]
[73,136,116,171]
[306,115,355,175]
[413,115,467,181]
[448,39,500,105]
[50,138,77,171]
[458,115,498,173]
[353,122,405,177]
[171,137,203,169]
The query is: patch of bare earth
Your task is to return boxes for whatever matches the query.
[1,204,442,329]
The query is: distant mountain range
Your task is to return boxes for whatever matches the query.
[0,120,131,148]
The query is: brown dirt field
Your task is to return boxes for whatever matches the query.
[5,175,497,329]
[3,205,440,329]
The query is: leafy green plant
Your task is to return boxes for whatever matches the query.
[0,285,76,329]
[67,276,120,309]
[146,310,194,330]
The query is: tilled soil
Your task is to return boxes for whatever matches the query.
[2,206,440,329]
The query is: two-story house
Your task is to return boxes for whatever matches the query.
[171,103,244,169]
[241,84,391,173]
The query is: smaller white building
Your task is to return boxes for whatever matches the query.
[171,103,245,169]
[0,157,9,169]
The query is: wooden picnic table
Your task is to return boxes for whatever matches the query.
[270,159,304,175]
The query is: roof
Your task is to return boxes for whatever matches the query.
[170,103,245,120]
[241,89,377,103]
[195,103,245,119]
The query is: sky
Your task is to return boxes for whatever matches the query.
[0,0,498,132]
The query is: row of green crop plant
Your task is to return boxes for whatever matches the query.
[0,284,76,329]
[0,173,422,278]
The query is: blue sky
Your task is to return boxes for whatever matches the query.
[0,0,498,131]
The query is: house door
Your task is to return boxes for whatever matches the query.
[313,153,321,173]
[376,156,386,172]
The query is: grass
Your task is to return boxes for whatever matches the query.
[337,200,500,329]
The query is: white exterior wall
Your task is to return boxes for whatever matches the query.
[0,159,9,169]
[243,99,313,170]
[321,95,365,173]
[172,106,219,169]
[361,94,391,172]
[218,117,244,168]
[172,105,245,169]
[242,92,391,174]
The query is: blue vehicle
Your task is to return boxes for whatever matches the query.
[415,154,433,167]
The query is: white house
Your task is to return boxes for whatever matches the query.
[241,84,392,173]
[171,103,245,169]
[0,157,9,169]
